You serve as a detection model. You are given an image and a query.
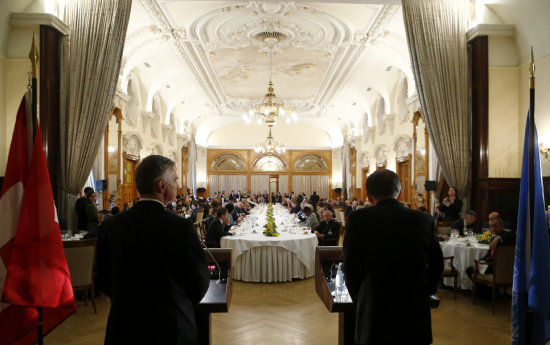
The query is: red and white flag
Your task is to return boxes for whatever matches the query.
[0,94,76,344]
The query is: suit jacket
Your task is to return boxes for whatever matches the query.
[97,201,209,345]
[75,196,90,230]
[451,218,474,237]
[343,198,443,345]
[314,219,340,241]
[310,193,320,205]
[437,198,463,222]
[345,205,354,220]
[205,218,231,244]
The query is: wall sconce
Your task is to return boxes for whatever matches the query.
[540,142,550,159]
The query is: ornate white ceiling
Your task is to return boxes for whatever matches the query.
[119,1,414,147]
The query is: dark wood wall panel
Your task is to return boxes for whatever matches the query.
[40,25,63,205]
[468,36,489,222]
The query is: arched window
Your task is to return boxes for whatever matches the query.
[211,153,246,171]
[293,154,328,172]
[252,155,287,172]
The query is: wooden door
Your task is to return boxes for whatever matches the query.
[397,157,411,205]
[123,158,138,205]
[269,175,279,195]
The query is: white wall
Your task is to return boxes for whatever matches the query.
[207,120,332,149]
[519,51,550,176]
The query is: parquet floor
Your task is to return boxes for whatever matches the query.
[45,279,511,345]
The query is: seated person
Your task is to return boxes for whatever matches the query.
[482,211,512,231]
[451,210,477,236]
[466,216,515,295]
[290,201,301,214]
[205,207,232,246]
[225,203,243,226]
[313,210,340,245]
[301,206,319,230]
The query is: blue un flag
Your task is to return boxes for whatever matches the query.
[512,110,550,345]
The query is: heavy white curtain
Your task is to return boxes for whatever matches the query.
[58,0,132,228]
[292,175,330,200]
[402,0,470,207]
[292,175,311,197]
[311,175,330,199]
[279,175,289,195]
[251,175,269,195]
[209,175,247,195]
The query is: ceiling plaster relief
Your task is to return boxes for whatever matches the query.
[360,153,370,169]
[393,135,413,162]
[122,132,144,158]
[141,111,154,135]
[177,133,191,149]
[140,0,225,110]
[162,124,176,146]
[374,144,387,167]
[113,90,129,122]
[150,143,163,156]
[125,79,140,127]
[384,114,395,136]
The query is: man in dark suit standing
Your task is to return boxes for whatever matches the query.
[310,191,320,206]
[343,169,443,345]
[97,155,209,345]
[75,186,94,230]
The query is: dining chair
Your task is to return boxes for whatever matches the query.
[442,256,458,298]
[435,221,453,236]
[63,238,97,314]
[196,209,204,223]
[471,244,514,313]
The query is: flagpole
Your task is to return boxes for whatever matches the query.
[525,47,536,345]
[29,33,44,345]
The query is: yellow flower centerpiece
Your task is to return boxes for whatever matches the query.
[263,203,279,237]
[476,231,494,244]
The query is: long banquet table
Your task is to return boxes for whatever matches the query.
[439,237,490,290]
[220,204,318,283]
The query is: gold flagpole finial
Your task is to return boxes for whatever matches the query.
[29,33,39,78]
[529,46,535,88]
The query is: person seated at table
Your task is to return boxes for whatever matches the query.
[482,211,512,231]
[225,203,243,226]
[313,210,340,245]
[466,216,515,298]
[433,203,444,222]
[301,206,319,230]
[290,201,301,214]
[437,186,463,221]
[451,210,477,236]
[206,208,232,247]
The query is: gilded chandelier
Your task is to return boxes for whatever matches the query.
[242,31,297,126]
[254,126,286,155]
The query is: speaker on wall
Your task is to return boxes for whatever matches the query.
[197,187,206,193]
[334,188,342,193]
[95,179,108,191]
[424,180,436,191]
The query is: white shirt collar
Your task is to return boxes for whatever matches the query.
[139,197,165,207]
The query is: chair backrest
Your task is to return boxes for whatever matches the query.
[335,208,345,225]
[494,244,515,285]
[194,222,202,239]
[63,238,97,288]
[196,210,204,222]
[436,221,453,236]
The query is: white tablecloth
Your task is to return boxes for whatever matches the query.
[220,205,318,283]
[439,238,489,290]
[221,231,318,283]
